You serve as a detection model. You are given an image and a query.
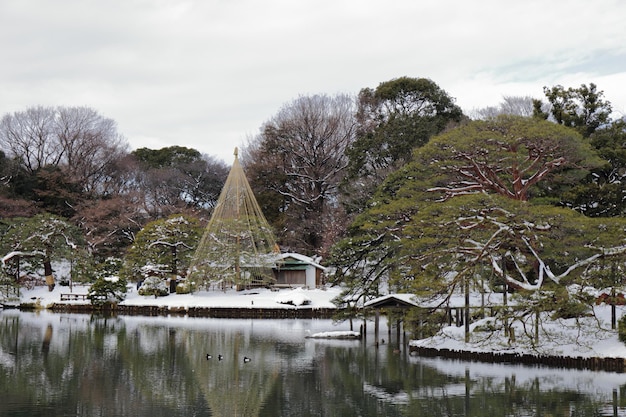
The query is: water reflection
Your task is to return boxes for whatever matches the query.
[0,310,624,416]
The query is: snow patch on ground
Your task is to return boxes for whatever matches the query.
[11,283,340,310]
[274,288,312,306]
[411,304,626,359]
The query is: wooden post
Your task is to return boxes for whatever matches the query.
[464,368,471,415]
[611,287,616,330]
[502,255,508,337]
[534,309,539,345]
[361,318,367,340]
[396,318,401,346]
[464,273,470,343]
[480,272,485,319]
[375,309,380,347]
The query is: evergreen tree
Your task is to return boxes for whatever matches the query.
[330,116,621,330]
[121,214,202,283]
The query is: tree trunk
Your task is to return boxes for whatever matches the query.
[44,257,55,291]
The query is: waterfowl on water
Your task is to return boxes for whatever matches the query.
[243,356,251,363]
[206,354,212,360]
[218,354,223,361]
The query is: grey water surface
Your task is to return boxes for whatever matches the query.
[0,310,625,416]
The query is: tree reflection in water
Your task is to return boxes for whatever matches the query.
[0,310,624,417]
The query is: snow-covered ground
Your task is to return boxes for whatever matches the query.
[14,283,340,309]
[411,304,626,359]
[10,283,626,360]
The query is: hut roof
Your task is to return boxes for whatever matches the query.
[364,294,419,309]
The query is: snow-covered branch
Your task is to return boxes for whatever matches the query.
[148,240,193,250]
[2,250,45,264]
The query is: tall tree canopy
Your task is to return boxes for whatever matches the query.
[244,93,357,256]
[343,77,464,214]
[562,119,626,217]
[534,83,612,138]
[0,106,129,194]
[130,146,229,217]
[423,115,603,202]
[121,214,202,283]
[534,83,626,217]
[330,116,608,305]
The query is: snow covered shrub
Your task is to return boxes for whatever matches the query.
[0,268,20,304]
[121,214,202,283]
[550,302,590,319]
[95,258,123,280]
[138,276,169,297]
[175,280,191,294]
[88,276,127,306]
[275,288,311,306]
[472,317,501,333]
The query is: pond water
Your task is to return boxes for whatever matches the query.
[0,310,625,417]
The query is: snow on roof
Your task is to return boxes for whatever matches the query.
[278,252,327,272]
[364,294,419,308]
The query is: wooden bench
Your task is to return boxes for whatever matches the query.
[60,293,89,301]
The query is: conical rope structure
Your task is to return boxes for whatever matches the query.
[188,148,280,290]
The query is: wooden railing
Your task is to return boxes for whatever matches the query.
[60,293,89,301]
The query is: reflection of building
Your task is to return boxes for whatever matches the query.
[273,253,326,288]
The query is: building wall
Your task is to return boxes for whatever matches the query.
[276,270,307,286]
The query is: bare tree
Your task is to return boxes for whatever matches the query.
[0,106,59,173]
[73,194,146,259]
[244,93,357,256]
[470,96,537,120]
[0,105,129,195]
[55,106,129,194]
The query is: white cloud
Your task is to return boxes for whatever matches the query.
[1,0,626,163]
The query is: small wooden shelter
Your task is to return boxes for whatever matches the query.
[363,294,419,309]
[273,253,326,288]
[364,294,419,347]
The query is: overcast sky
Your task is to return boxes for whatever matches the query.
[1,0,625,164]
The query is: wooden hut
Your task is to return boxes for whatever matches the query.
[273,253,326,288]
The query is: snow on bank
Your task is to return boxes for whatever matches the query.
[411,304,626,359]
[10,284,626,361]
[12,283,340,310]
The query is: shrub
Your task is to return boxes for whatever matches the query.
[176,280,191,294]
[619,314,626,344]
[138,276,169,297]
[89,276,127,306]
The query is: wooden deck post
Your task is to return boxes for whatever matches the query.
[375,309,380,347]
